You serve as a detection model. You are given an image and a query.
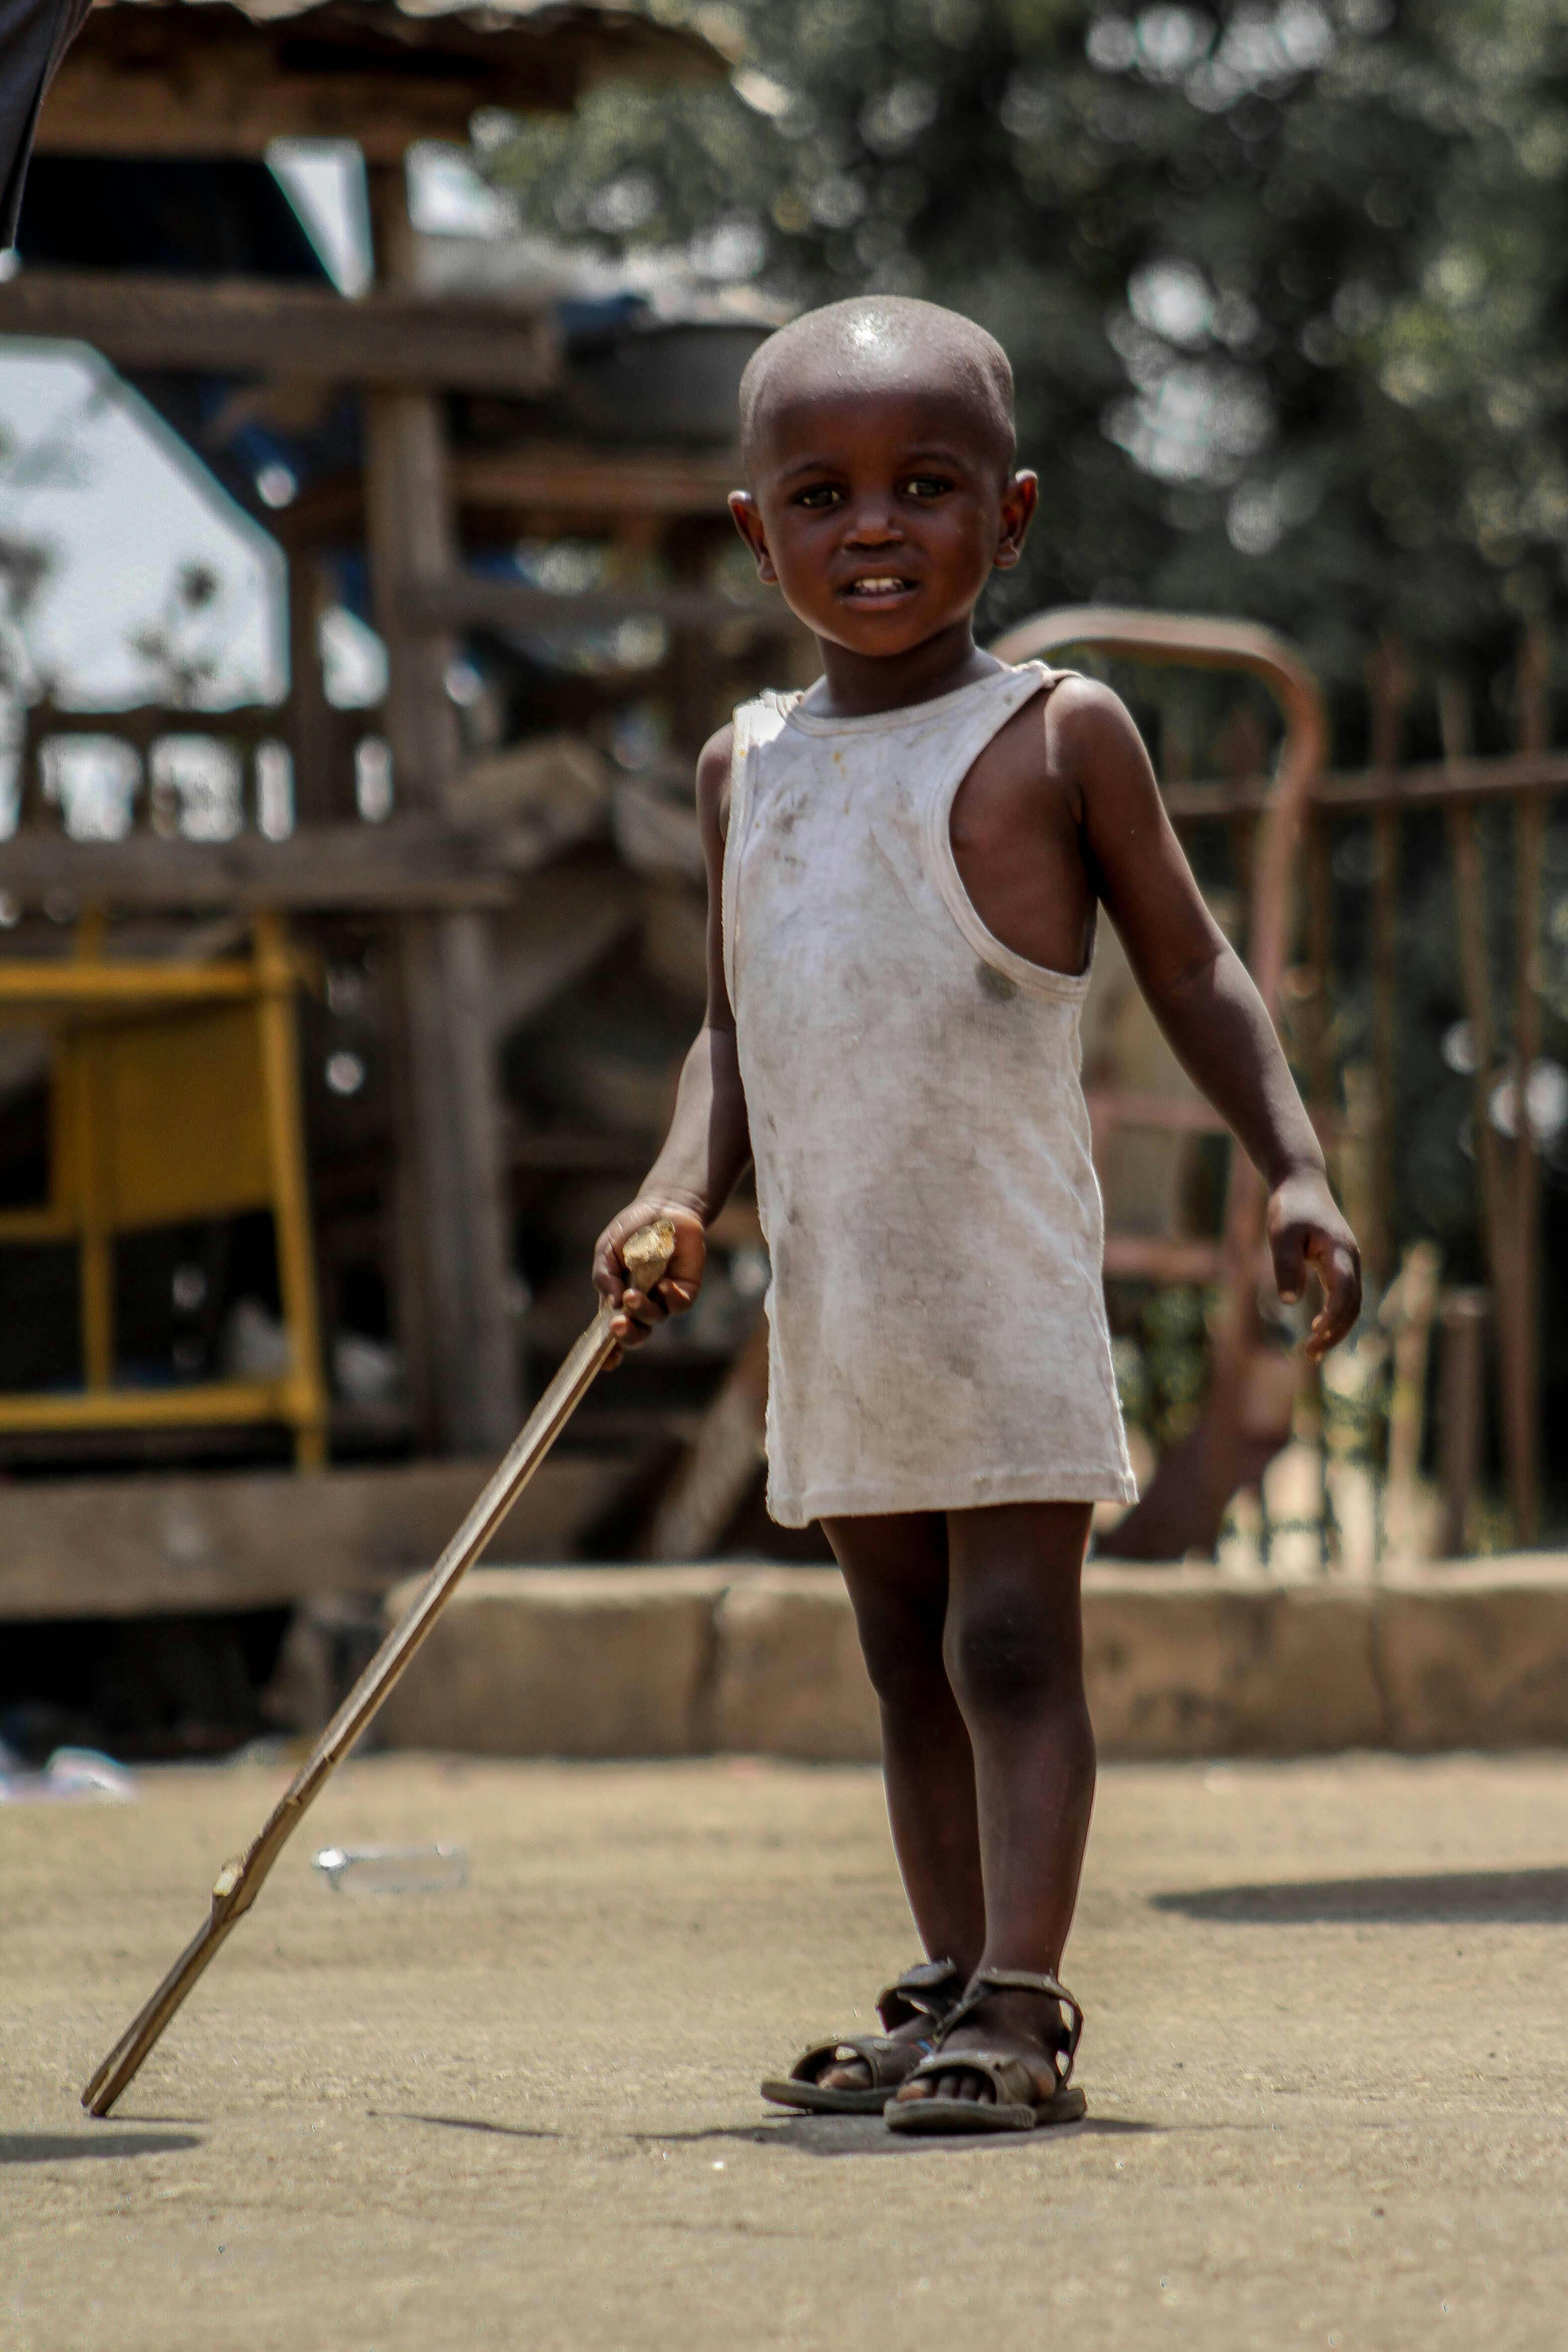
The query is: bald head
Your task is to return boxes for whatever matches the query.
[739,296,1015,479]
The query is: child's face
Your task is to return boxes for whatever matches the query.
[730,383,1037,659]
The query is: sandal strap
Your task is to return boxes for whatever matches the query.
[901,2046,1037,2105]
[935,1967,1084,2085]
[875,1955,963,2034]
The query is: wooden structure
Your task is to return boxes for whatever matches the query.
[0,0,735,1472]
[33,0,720,160]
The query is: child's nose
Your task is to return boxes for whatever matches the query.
[843,503,904,544]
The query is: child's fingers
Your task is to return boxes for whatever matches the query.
[1301,1235,1362,1359]
[593,1236,628,1305]
[607,1298,653,1353]
[1271,1221,1308,1306]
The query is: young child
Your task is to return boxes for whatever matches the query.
[594,295,1360,2135]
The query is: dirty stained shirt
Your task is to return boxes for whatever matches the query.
[722,661,1137,1528]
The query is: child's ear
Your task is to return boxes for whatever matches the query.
[728,490,778,583]
[993,469,1039,570]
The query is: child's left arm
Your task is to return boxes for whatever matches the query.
[1052,678,1361,1359]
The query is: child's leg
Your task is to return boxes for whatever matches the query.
[819,1511,986,2011]
[896,1498,1095,2108]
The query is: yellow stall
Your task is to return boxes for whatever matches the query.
[0,913,326,1464]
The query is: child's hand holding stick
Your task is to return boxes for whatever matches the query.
[594,1201,707,1364]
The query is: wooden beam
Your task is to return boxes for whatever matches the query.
[274,449,748,552]
[0,269,559,395]
[403,574,786,638]
[1103,1236,1226,1285]
[36,0,725,164]
[0,819,518,911]
[453,446,743,518]
[1158,750,1568,824]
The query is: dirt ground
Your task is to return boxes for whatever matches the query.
[4,1747,1568,2351]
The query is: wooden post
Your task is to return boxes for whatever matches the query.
[647,1315,769,1560]
[396,910,523,1455]
[286,554,341,826]
[362,157,522,1455]
[1303,812,1334,1128]
[1366,639,1415,1289]
[252,914,329,1469]
[1508,623,1547,1541]
[1370,806,1399,1290]
[1438,1287,1488,1558]
[1364,637,1411,1293]
[1381,1240,1440,1563]
[1443,769,1534,1537]
[72,1037,114,1392]
[72,913,113,1391]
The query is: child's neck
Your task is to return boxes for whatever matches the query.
[804,618,1002,720]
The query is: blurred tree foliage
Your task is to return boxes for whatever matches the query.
[488,0,1568,731]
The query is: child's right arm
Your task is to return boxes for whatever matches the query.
[592,724,752,1358]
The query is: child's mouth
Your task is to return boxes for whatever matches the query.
[841,576,917,604]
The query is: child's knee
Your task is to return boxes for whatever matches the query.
[851,1596,948,1715]
[946,1594,1080,1719]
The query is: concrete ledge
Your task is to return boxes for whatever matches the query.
[0,1455,648,1620]
[377,1567,731,1758]
[1082,1571,1383,1758]
[711,1570,881,1763]
[375,1555,1568,1762]
[1377,1556,1568,1751]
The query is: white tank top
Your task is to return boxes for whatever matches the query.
[722,660,1136,1528]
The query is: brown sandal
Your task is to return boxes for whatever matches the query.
[885,1966,1086,2135]
[760,1958,963,2115]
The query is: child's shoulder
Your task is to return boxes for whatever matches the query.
[693,688,802,841]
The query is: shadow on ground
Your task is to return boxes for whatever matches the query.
[1,2131,201,2164]
[634,2116,1163,2159]
[383,2112,561,2142]
[1154,1868,1568,1925]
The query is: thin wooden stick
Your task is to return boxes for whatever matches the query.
[81,1221,676,2119]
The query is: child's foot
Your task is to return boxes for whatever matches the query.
[887,1967,1084,2133]
[815,2013,930,2095]
[891,1984,1063,2108]
[760,1956,962,2114]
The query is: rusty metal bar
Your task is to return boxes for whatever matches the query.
[1370,806,1399,1292]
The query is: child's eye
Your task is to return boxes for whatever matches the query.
[793,483,844,510]
[901,474,952,499]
